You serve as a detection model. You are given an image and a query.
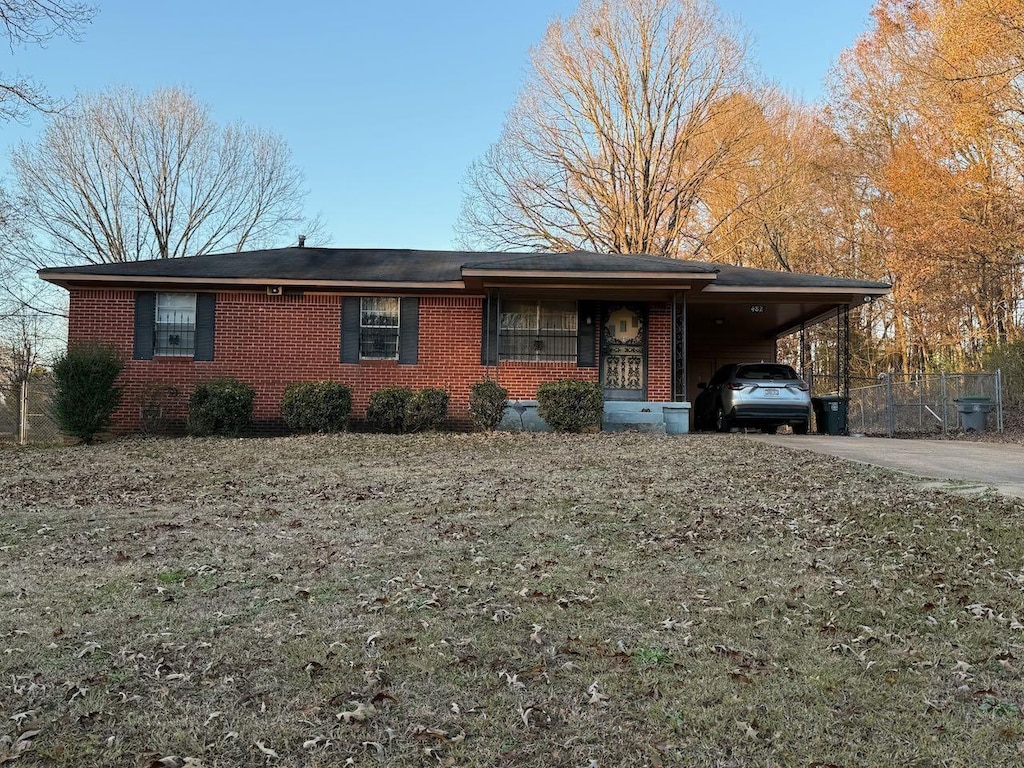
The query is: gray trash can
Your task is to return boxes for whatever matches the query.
[955,396,992,432]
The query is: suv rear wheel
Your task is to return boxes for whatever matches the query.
[793,419,809,435]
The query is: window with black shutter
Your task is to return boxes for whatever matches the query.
[359,297,400,359]
[134,292,214,360]
[155,293,197,356]
[341,296,419,364]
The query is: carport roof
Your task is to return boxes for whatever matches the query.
[37,247,890,294]
[688,261,888,290]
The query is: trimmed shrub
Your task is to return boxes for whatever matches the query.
[50,343,124,443]
[365,386,413,433]
[469,380,509,431]
[281,381,352,433]
[188,377,254,437]
[404,387,449,432]
[536,379,603,432]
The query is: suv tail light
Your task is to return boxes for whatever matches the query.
[726,382,745,390]
[792,380,809,391]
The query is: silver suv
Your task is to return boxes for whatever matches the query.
[694,363,811,434]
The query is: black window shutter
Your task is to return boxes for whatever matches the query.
[398,297,419,365]
[133,291,155,360]
[194,293,216,361]
[480,295,499,365]
[341,297,360,363]
[577,301,597,368]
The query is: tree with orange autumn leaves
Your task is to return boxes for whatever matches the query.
[825,0,1024,370]
[710,0,1024,372]
[460,0,1023,375]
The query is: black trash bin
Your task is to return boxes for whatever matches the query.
[812,395,849,435]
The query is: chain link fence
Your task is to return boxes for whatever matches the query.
[0,375,63,445]
[848,371,1004,437]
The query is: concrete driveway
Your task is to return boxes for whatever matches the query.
[750,435,1024,500]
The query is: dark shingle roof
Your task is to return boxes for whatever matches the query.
[687,261,888,289]
[463,250,715,273]
[40,248,474,283]
[37,247,889,290]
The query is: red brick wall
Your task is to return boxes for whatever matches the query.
[647,303,672,401]
[68,290,673,432]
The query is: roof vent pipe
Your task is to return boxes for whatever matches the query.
[297,234,306,247]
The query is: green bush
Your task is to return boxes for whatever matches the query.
[365,386,414,432]
[469,380,509,431]
[187,377,254,437]
[983,340,1024,404]
[536,379,603,432]
[404,387,449,432]
[281,381,352,433]
[50,343,124,443]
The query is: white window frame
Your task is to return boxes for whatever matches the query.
[154,292,197,357]
[359,297,401,360]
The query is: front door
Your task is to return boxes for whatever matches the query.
[601,303,647,400]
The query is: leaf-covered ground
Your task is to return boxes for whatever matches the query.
[2,433,1024,767]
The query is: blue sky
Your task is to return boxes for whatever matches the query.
[2,0,875,252]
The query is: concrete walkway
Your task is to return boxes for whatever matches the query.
[750,435,1024,500]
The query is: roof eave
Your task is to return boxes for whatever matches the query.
[461,268,717,281]
[37,272,468,292]
[700,284,889,296]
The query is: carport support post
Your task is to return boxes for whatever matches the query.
[798,324,808,384]
[671,292,686,401]
[837,305,850,434]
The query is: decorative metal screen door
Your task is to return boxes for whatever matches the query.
[601,304,647,400]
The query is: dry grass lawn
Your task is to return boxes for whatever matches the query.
[2,432,1024,767]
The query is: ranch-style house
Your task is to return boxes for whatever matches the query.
[38,246,889,432]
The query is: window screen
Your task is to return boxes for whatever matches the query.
[155,293,197,356]
[360,297,400,360]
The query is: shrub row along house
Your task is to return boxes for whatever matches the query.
[38,247,889,433]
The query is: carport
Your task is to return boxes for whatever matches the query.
[679,263,889,428]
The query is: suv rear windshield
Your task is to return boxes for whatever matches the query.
[735,364,799,381]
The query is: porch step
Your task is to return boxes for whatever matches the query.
[497,399,689,434]
[602,402,667,434]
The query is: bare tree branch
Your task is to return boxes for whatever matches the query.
[457,0,760,257]
[0,0,95,121]
[9,86,314,269]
